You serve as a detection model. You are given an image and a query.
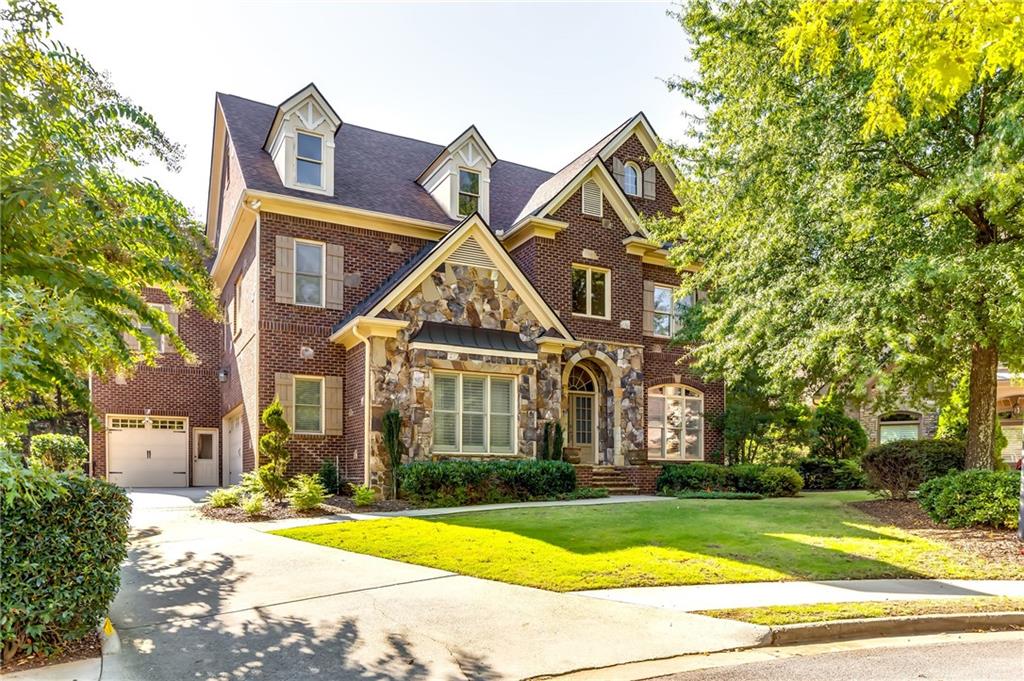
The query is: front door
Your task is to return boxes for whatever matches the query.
[570,393,596,464]
[192,429,218,486]
[225,412,243,485]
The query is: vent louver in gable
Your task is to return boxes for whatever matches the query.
[446,236,495,269]
[581,180,603,217]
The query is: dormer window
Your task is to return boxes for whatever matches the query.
[458,169,480,217]
[623,162,641,197]
[296,132,323,187]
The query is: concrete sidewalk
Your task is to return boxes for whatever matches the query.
[106,490,765,680]
[577,579,1024,612]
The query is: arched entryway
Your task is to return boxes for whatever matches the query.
[561,350,622,465]
[567,365,599,463]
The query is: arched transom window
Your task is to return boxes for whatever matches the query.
[568,365,596,392]
[879,412,921,444]
[648,385,703,460]
[623,162,641,197]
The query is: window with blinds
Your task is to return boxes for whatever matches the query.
[432,373,516,454]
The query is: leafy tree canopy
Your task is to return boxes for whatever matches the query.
[656,0,1023,468]
[0,0,216,440]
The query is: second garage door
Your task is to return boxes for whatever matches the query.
[107,416,189,487]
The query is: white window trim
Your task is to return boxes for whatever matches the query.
[432,371,518,455]
[878,413,922,443]
[457,168,481,218]
[295,130,325,190]
[139,302,167,353]
[571,264,611,320]
[647,384,704,461]
[293,238,326,308]
[651,284,693,338]
[293,375,325,435]
[623,162,642,197]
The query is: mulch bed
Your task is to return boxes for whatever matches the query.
[200,494,414,522]
[0,630,100,675]
[852,498,1024,565]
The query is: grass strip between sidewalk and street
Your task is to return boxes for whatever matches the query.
[697,597,1024,625]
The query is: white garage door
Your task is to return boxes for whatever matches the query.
[108,416,188,487]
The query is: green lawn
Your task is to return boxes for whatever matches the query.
[698,597,1024,625]
[273,492,1024,591]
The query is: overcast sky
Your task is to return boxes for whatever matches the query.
[55,1,697,221]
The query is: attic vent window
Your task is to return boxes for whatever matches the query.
[458,169,480,217]
[296,132,323,187]
[581,180,602,217]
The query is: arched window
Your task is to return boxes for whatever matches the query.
[623,162,641,197]
[648,385,703,460]
[568,365,596,392]
[878,412,921,444]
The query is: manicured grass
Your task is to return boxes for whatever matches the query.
[272,492,1024,591]
[698,597,1024,625]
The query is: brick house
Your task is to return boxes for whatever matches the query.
[89,84,725,493]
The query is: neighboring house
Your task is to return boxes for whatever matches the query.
[89,84,724,492]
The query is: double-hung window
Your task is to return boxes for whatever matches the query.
[571,265,609,318]
[296,132,323,187]
[294,240,324,306]
[458,169,480,217]
[647,385,703,460]
[652,285,693,337]
[433,373,515,454]
[294,376,323,434]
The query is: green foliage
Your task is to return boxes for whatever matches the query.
[253,463,288,501]
[936,376,969,441]
[861,439,966,500]
[28,433,87,472]
[797,458,867,490]
[0,1,217,442]
[399,460,576,506]
[258,398,290,490]
[720,370,810,464]
[0,452,131,663]
[726,464,765,493]
[657,0,1023,473]
[657,462,729,493]
[317,459,339,496]
[240,493,265,516]
[552,422,564,461]
[918,470,1020,530]
[352,484,376,507]
[381,410,404,499]
[757,466,804,497]
[657,462,802,497]
[676,490,764,500]
[553,487,610,500]
[206,486,242,508]
[539,422,551,460]
[808,394,868,460]
[287,474,327,511]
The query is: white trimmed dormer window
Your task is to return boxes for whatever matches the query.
[417,126,496,222]
[263,84,341,197]
[296,132,323,187]
[623,162,641,196]
[458,169,480,217]
[581,179,603,217]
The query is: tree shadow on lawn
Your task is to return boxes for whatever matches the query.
[114,526,496,680]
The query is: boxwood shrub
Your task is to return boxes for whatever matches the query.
[861,439,965,500]
[399,459,576,505]
[797,457,867,490]
[656,462,729,494]
[1,454,131,663]
[917,470,1020,529]
[657,462,802,497]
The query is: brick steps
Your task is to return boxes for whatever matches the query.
[587,466,639,495]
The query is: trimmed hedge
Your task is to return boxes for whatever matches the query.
[399,460,576,505]
[861,439,965,500]
[1,455,131,663]
[28,433,88,473]
[918,470,1020,529]
[656,462,803,497]
[797,458,867,490]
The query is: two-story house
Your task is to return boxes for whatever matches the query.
[89,84,725,493]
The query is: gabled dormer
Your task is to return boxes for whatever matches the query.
[263,83,342,197]
[417,126,497,223]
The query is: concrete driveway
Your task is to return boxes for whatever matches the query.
[105,490,766,680]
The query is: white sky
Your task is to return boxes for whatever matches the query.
[54,0,697,221]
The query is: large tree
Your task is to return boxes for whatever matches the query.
[0,0,217,443]
[657,0,1023,468]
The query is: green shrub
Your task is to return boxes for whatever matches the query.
[918,470,1020,529]
[808,395,868,460]
[352,484,376,507]
[726,464,765,493]
[206,486,242,508]
[28,433,88,472]
[241,493,265,516]
[758,466,804,497]
[862,439,965,500]
[318,460,339,496]
[676,490,764,500]
[288,474,327,511]
[399,460,576,505]
[656,462,729,494]
[1,453,131,663]
[253,463,288,500]
[258,397,291,483]
[797,458,867,490]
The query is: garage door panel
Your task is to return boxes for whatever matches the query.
[108,418,188,488]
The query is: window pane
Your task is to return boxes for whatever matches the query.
[665,427,681,458]
[571,268,588,313]
[296,243,322,275]
[198,433,213,460]
[589,271,606,317]
[647,427,664,456]
[653,312,671,337]
[459,170,479,194]
[684,397,702,460]
[879,423,919,443]
[463,414,485,451]
[624,166,638,195]
[490,379,513,415]
[297,159,322,186]
[297,133,322,161]
[648,395,664,426]
[295,379,322,407]
[573,395,593,444]
[653,286,672,313]
[434,413,457,450]
[458,193,478,216]
[462,376,485,413]
[295,274,322,305]
[295,405,321,433]
[435,375,458,412]
[490,414,513,452]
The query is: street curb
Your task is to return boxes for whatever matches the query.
[97,616,121,655]
[767,611,1024,646]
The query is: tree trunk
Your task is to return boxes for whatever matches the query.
[965,343,998,469]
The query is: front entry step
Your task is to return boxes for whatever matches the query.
[587,466,639,495]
